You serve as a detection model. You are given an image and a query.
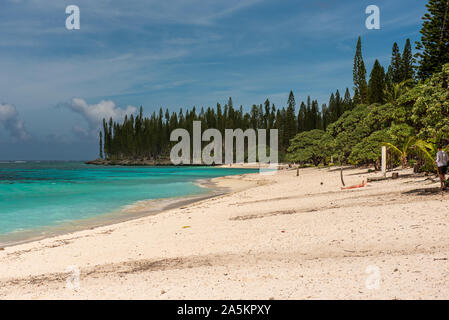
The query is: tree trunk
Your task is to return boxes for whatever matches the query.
[340,167,345,186]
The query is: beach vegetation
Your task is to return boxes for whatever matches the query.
[96,0,449,171]
[286,129,330,165]
[284,0,449,171]
[99,92,337,162]
[415,0,449,80]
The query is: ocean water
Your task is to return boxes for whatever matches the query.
[0,161,257,240]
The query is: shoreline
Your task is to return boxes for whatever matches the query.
[0,172,260,248]
[2,167,449,299]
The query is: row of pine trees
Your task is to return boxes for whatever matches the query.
[101,95,318,160]
[354,38,415,106]
[99,37,413,161]
[99,0,449,162]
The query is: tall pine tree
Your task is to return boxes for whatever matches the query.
[416,0,449,79]
[297,102,306,132]
[321,104,329,130]
[328,93,336,123]
[353,37,368,104]
[285,91,297,144]
[401,38,415,81]
[391,42,403,83]
[368,60,386,104]
[343,88,353,112]
[334,90,342,120]
[385,65,394,94]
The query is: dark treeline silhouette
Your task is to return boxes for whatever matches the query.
[100,91,353,162]
[99,34,417,163]
[97,0,449,165]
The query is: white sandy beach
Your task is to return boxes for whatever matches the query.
[1,166,449,299]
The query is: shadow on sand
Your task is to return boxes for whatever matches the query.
[403,187,445,196]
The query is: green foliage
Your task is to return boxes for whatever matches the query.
[404,64,449,138]
[368,60,386,104]
[348,123,415,167]
[382,39,415,100]
[363,103,397,131]
[349,129,391,167]
[385,137,417,168]
[353,37,369,104]
[326,104,371,160]
[284,91,297,146]
[323,89,353,128]
[415,0,449,80]
[384,79,415,103]
[401,39,415,81]
[391,42,403,83]
[101,94,327,161]
[287,3,449,169]
[414,138,438,169]
[99,3,449,169]
[286,130,330,165]
[388,123,416,145]
[343,88,354,112]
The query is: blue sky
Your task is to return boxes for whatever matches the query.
[0,0,427,160]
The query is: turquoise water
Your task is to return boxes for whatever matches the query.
[0,162,257,237]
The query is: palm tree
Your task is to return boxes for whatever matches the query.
[413,138,443,171]
[414,139,434,162]
[384,136,417,168]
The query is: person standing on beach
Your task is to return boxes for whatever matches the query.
[436,146,448,190]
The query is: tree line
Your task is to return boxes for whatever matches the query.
[100,89,357,161]
[100,34,411,163]
[287,0,449,169]
[99,0,449,166]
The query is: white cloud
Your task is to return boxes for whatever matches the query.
[0,103,30,140]
[68,98,137,133]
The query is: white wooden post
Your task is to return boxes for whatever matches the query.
[381,146,387,177]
